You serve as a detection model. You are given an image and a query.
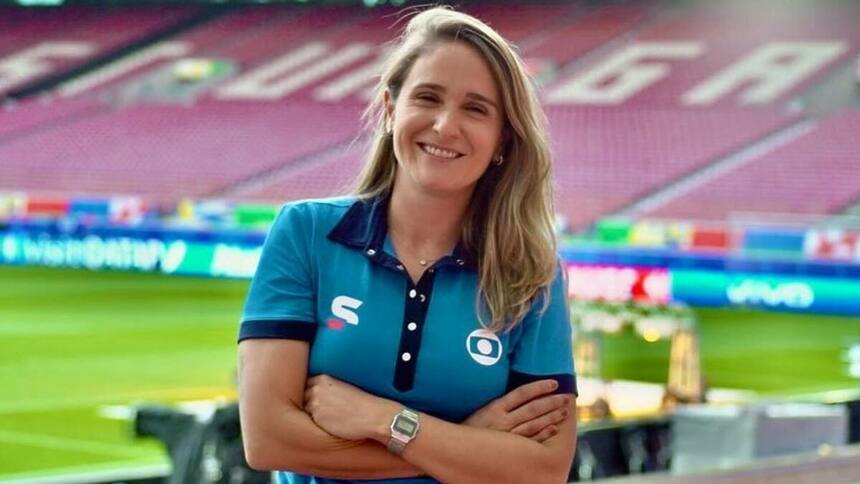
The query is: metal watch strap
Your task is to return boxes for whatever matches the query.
[386,436,408,454]
[387,408,420,455]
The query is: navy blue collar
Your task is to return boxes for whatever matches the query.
[327,195,477,271]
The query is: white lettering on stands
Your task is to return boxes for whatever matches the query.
[546,42,703,104]
[314,46,393,102]
[216,42,372,100]
[683,41,847,105]
[0,42,95,93]
[57,42,190,97]
[726,280,815,309]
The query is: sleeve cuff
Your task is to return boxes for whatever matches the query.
[238,319,317,343]
[507,370,578,396]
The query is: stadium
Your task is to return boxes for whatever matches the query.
[1,0,859,482]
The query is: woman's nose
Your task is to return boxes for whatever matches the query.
[433,109,460,139]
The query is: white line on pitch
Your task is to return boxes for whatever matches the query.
[0,387,235,414]
[0,462,170,484]
[0,429,145,458]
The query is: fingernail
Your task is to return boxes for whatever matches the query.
[562,410,569,417]
[550,427,558,435]
[549,381,558,390]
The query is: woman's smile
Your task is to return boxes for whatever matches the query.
[417,142,464,160]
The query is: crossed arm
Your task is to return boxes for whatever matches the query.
[239,339,577,483]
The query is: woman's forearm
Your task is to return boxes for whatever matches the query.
[243,401,423,479]
[238,340,422,480]
[369,402,578,484]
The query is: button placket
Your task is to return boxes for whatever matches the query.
[393,270,437,391]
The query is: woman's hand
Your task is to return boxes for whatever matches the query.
[463,380,571,442]
[304,375,399,442]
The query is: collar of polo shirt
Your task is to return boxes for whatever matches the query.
[326,194,477,272]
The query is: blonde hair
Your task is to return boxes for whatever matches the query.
[355,6,558,332]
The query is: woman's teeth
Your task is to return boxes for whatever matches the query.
[421,144,460,159]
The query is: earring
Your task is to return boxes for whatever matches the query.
[493,154,504,166]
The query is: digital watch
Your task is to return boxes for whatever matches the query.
[387,408,420,455]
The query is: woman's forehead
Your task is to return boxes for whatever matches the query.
[402,41,500,103]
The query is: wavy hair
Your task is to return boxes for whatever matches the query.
[354,6,558,332]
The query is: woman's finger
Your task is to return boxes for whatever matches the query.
[507,393,569,427]
[499,379,558,411]
[528,425,559,443]
[509,405,569,437]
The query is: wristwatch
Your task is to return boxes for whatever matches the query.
[387,408,420,455]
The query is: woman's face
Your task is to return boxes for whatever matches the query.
[386,41,505,199]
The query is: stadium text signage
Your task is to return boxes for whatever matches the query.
[567,264,670,303]
[2,233,164,272]
[1,232,261,278]
[726,279,814,309]
[0,39,849,105]
[671,270,860,315]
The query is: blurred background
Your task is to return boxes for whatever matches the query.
[1,0,859,482]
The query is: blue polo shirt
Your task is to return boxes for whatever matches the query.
[239,195,577,484]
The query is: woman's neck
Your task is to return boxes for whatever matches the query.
[387,185,470,259]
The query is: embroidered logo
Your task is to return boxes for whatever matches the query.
[466,329,503,366]
[328,295,363,330]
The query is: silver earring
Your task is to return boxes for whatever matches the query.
[494,154,504,166]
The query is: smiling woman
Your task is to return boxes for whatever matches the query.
[237,7,578,484]
[385,41,505,199]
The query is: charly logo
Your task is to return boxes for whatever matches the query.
[466,329,503,366]
[328,295,363,330]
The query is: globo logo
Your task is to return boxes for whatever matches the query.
[466,329,503,366]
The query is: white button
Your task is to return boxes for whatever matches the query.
[401,352,412,362]
[419,294,426,303]
[366,248,376,256]
[428,268,434,273]
[396,264,404,270]
[409,289,417,298]
[456,259,465,266]
[407,322,417,331]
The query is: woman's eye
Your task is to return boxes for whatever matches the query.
[466,105,487,115]
[416,94,438,102]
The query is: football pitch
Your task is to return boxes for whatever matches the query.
[1,265,859,479]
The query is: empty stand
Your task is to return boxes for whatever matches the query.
[644,110,860,221]
[548,107,799,229]
[231,142,364,203]
[0,100,364,204]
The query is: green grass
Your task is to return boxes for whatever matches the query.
[1,266,860,478]
[0,266,249,478]
[600,307,860,396]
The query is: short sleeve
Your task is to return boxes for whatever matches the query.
[238,202,317,343]
[507,262,578,395]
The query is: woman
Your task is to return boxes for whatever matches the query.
[238,7,577,484]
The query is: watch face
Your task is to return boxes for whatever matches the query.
[393,415,417,435]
